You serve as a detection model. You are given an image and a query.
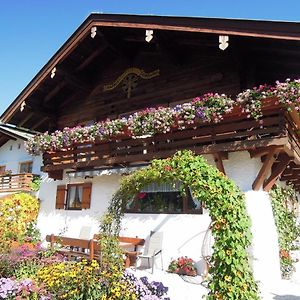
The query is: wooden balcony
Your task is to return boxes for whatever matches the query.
[0,173,33,193]
[42,109,296,176]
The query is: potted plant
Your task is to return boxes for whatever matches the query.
[167,256,197,276]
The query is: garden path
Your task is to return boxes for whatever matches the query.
[134,267,300,300]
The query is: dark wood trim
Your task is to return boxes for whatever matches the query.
[252,147,279,191]
[249,145,284,158]
[42,137,289,173]
[31,117,49,130]
[18,112,34,127]
[213,152,227,174]
[263,153,292,191]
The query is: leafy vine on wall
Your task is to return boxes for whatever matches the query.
[99,150,259,299]
[269,184,300,279]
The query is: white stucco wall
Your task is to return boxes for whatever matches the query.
[245,191,281,289]
[0,138,42,175]
[37,172,213,273]
[37,150,278,276]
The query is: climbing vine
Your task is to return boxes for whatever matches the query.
[269,184,300,279]
[100,150,259,299]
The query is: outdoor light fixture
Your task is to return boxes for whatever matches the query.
[145,30,154,42]
[50,67,56,79]
[219,35,229,50]
[91,26,97,38]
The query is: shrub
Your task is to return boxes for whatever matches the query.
[36,260,169,300]
[0,244,64,279]
[37,259,104,300]
[0,193,40,253]
[0,277,50,299]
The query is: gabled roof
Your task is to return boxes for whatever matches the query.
[1,13,300,130]
[0,123,37,147]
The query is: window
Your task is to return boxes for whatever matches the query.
[125,182,202,214]
[55,183,92,210]
[19,161,33,173]
[66,184,83,210]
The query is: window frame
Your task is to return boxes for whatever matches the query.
[125,186,202,215]
[19,161,33,174]
[65,183,84,211]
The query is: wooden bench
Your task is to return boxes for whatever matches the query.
[46,234,99,260]
[94,234,145,267]
[46,234,144,266]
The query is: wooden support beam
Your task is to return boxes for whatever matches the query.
[44,82,66,103]
[59,69,91,92]
[252,147,279,191]
[263,153,291,191]
[31,117,49,131]
[76,45,107,71]
[213,152,227,174]
[18,112,34,127]
[249,145,283,158]
[27,105,56,119]
[156,31,184,66]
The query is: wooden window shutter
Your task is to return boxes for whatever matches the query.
[55,185,66,209]
[82,183,92,209]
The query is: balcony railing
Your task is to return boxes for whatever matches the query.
[42,109,288,176]
[0,173,33,193]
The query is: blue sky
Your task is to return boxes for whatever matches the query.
[0,0,299,116]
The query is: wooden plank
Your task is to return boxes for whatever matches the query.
[42,136,289,173]
[280,171,300,181]
[249,145,284,158]
[91,19,300,41]
[45,235,90,249]
[31,117,49,130]
[18,112,34,127]
[43,112,283,165]
[252,147,279,191]
[76,46,107,71]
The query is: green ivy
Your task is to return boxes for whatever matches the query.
[269,184,300,279]
[100,150,259,299]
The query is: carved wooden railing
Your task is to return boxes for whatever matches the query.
[42,108,288,176]
[0,173,33,193]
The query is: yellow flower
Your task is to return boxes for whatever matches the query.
[224,275,231,282]
[226,250,232,256]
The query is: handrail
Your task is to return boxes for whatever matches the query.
[0,173,33,192]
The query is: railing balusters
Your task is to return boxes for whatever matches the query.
[0,173,33,192]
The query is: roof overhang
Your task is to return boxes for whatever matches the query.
[1,13,300,124]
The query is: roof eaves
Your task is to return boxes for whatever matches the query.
[1,13,299,123]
